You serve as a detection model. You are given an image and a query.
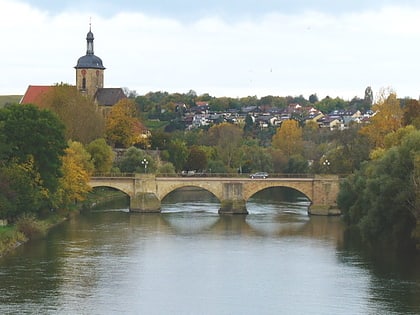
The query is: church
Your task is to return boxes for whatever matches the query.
[21,26,126,108]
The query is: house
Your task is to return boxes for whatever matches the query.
[317,115,343,130]
[20,85,53,105]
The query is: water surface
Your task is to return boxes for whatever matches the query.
[0,190,419,314]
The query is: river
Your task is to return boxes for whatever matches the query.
[0,188,419,314]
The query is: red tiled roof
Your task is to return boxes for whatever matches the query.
[20,85,53,105]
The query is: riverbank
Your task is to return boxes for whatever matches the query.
[0,214,67,257]
[0,189,124,257]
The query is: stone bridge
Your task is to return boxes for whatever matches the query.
[89,174,341,215]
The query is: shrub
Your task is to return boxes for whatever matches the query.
[15,213,46,240]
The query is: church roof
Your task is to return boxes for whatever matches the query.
[75,26,105,70]
[75,54,105,69]
[20,85,53,104]
[94,88,126,106]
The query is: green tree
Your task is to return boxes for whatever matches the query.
[338,129,420,250]
[309,93,319,104]
[117,147,155,173]
[205,123,243,170]
[0,104,66,193]
[168,139,188,172]
[184,146,208,171]
[86,138,114,173]
[0,160,46,220]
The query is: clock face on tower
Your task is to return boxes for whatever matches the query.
[81,69,86,76]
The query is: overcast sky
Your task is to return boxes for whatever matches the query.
[2,0,420,100]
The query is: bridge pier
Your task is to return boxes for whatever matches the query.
[218,183,248,214]
[308,175,341,216]
[130,192,161,213]
[219,199,248,215]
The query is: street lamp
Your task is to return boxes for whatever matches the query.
[323,159,331,173]
[141,158,149,173]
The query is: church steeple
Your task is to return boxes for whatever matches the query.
[75,25,105,98]
[86,24,94,55]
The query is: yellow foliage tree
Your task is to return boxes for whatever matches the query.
[359,92,403,148]
[57,141,93,209]
[105,99,148,148]
[272,119,303,158]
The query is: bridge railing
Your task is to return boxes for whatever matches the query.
[90,173,347,179]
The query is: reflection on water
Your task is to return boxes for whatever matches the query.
[0,188,419,314]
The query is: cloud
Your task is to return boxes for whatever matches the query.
[1,0,420,101]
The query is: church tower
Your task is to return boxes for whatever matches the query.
[75,25,105,98]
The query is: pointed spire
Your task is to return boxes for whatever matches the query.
[86,21,94,55]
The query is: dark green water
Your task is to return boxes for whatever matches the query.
[0,189,419,314]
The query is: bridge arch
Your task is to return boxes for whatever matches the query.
[245,185,312,204]
[160,185,221,204]
[157,182,223,202]
[242,181,314,203]
[90,183,131,197]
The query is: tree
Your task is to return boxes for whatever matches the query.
[359,92,403,148]
[0,159,46,220]
[57,141,93,210]
[309,93,319,104]
[338,129,420,250]
[106,99,147,148]
[168,139,188,172]
[117,147,155,173]
[0,104,66,193]
[272,120,303,158]
[184,146,208,171]
[86,138,114,173]
[243,115,255,135]
[402,99,420,129]
[40,84,105,143]
[205,123,243,170]
[364,86,374,108]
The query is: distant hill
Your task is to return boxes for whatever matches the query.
[0,95,22,107]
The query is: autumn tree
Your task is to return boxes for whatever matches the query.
[106,99,148,148]
[57,141,93,210]
[40,84,105,143]
[402,99,420,129]
[272,119,303,158]
[359,92,403,148]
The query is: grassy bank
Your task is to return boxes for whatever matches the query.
[0,214,67,257]
[0,225,27,256]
